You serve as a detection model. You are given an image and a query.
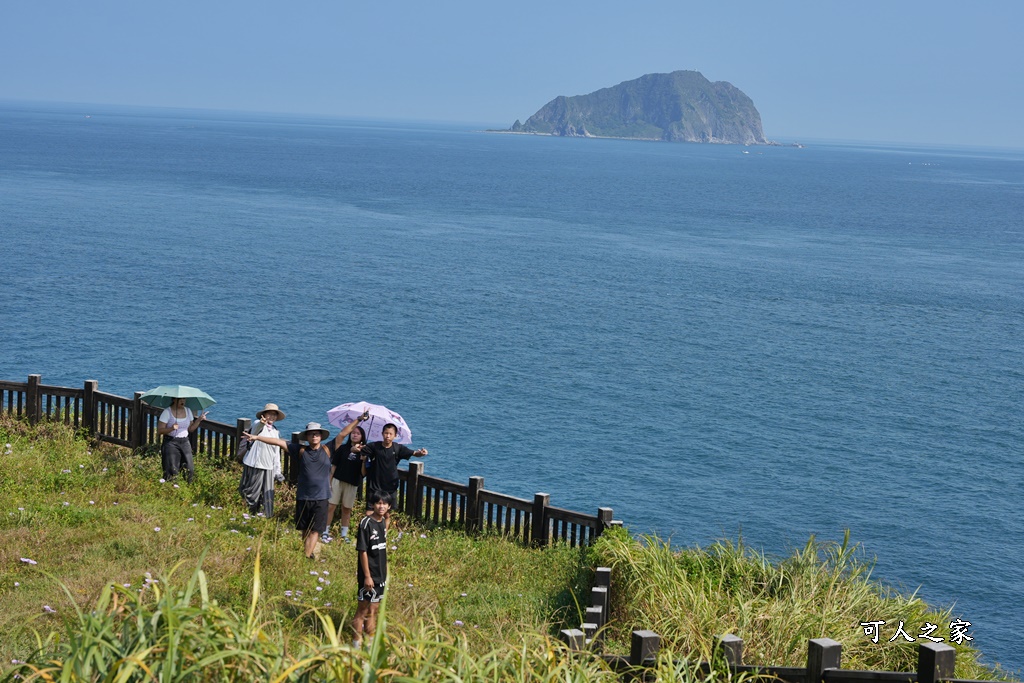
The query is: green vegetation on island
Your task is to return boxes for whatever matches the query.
[0,417,1010,681]
[510,70,769,144]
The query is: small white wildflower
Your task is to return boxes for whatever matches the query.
[192,503,198,507]
[62,502,69,506]
[318,577,324,583]
[187,517,194,521]
[20,558,38,565]
[454,620,464,626]
[154,527,161,532]
[408,583,414,588]
[43,605,56,614]
[102,467,107,472]
[173,484,179,489]
[230,529,239,533]
[13,582,19,587]
[325,602,332,607]
[323,570,330,575]
[461,593,467,597]
[391,545,397,550]
[89,501,95,505]
[316,586,323,591]
[79,464,84,469]
[325,580,331,585]
[284,590,293,597]
[113,502,118,505]
[61,469,71,473]
[310,570,318,575]
[18,507,24,511]
[160,478,166,483]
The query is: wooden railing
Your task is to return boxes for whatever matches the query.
[560,570,989,683]
[2,374,614,547]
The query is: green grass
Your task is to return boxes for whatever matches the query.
[586,528,1011,680]
[0,417,1013,681]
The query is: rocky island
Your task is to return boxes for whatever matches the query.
[509,70,769,145]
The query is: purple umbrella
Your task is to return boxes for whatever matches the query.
[326,401,413,444]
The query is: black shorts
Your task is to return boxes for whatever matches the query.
[357,582,387,603]
[295,499,328,533]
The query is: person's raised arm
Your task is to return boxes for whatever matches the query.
[398,444,427,460]
[187,410,209,434]
[330,410,370,449]
[246,431,289,449]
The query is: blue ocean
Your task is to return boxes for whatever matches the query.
[1,102,1022,671]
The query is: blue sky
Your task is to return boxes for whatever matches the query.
[2,1,1022,147]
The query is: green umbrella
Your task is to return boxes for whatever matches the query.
[139,385,217,412]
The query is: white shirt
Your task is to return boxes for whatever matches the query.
[159,407,193,438]
[243,422,281,471]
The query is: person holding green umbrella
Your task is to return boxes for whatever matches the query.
[142,386,215,482]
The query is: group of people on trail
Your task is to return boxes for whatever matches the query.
[237,403,426,647]
[156,399,427,647]
[156,397,428,646]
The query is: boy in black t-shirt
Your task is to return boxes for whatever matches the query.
[352,490,391,648]
[354,422,428,502]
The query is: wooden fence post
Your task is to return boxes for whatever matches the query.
[585,605,604,630]
[807,638,842,683]
[917,642,955,683]
[596,507,613,538]
[466,475,484,533]
[559,629,586,651]
[595,566,611,588]
[592,586,609,623]
[130,391,144,450]
[82,380,97,436]
[236,418,251,459]
[630,630,660,667]
[26,374,41,424]
[406,461,424,516]
[716,634,744,666]
[531,493,550,547]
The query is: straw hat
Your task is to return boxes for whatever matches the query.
[256,403,286,421]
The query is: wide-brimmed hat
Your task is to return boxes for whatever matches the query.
[301,422,330,440]
[256,403,286,421]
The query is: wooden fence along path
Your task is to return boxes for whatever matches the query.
[0,374,613,548]
[562,568,991,683]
